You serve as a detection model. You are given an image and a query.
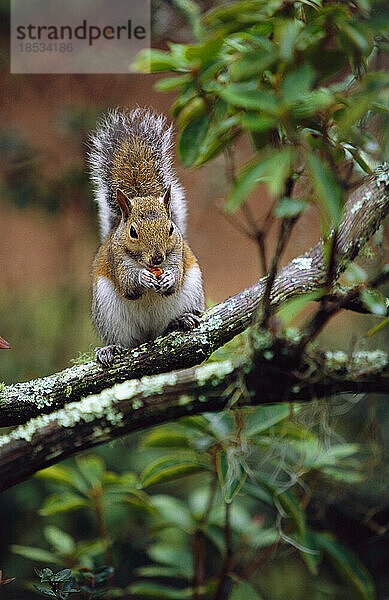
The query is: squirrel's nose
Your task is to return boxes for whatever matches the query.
[151,253,164,265]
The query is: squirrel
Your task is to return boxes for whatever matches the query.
[88,107,205,366]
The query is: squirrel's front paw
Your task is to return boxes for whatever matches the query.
[165,311,202,333]
[156,270,176,295]
[95,344,126,367]
[139,269,159,291]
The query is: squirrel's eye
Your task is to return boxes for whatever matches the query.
[169,224,174,236]
[129,225,138,239]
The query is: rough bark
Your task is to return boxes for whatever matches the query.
[0,167,388,427]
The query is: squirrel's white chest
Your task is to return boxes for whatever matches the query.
[93,266,203,347]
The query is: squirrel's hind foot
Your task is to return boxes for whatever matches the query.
[95,344,126,367]
[166,311,202,334]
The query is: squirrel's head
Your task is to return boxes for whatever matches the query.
[115,186,178,268]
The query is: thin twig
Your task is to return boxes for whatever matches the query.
[259,177,298,328]
[192,474,218,599]
[91,486,113,568]
[213,502,233,600]
[297,268,389,352]
[215,201,255,239]
[259,215,298,329]
[192,531,202,600]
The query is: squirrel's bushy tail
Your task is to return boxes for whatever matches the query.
[88,107,186,240]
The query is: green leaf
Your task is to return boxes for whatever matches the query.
[339,23,372,56]
[281,64,316,104]
[246,526,279,549]
[73,538,107,560]
[12,544,61,564]
[171,0,203,41]
[344,263,368,284]
[205,1,283,27]
[36,568,54,581]
[92,565,114,584]
[277,490,306,537]
[40,492,89,516]
[286,439,360,469]
[337,96,373,138]
[35,464,88,494]
[321,466,365,484]
[360,289,388,317]
[76,455,104,488]
[171,82,197,118]
[246,405,290,437]
[185,37,224,65]
[230,47,277,82]
[203,412,233,439]
[274,197,308,218]
[44,526,76,556]
[231,579,263,599]
[277,290,325,325]
[188,486,215,517]
[140,454,206,488]
[178,114,210,167]
[147,544,193,577]
[275,19,304,61]
[240,113,277,132]
[216,450,247,503]
[242,481,274,507]
[128,582,193,599]
[136,566,189,580]
[51,568,72,582]
[217,83,279,114]
[227,149,293,211]
[316,533,375,600]
[289,530,320,575]
[132,48,191,74]
[141,428,191,449]
[33,585,58,598]
[151,495,194,531]
[291,89,334,118]
[196,116,241,166]
[306,154,343,228]
[154,75,191,92]
[177,97,206,128]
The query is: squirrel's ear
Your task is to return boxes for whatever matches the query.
[162,185,171,215]
[117,189,132,218]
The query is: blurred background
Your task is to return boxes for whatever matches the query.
[0,0,388,598]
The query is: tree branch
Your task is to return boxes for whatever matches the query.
[0,167,388,428]
[0,346,388,492]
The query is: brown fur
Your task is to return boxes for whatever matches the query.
[111,139,164,198]
[92,194,200,297]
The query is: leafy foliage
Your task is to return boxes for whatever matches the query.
[34,568,79,600]
[135,0,388,239]
[13,404,375,598]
